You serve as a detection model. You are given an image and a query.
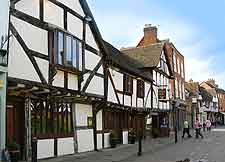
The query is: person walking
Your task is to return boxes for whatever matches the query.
[182,120,192,138]
[203,120,206,132]
[206,119,211,131]
[195,118,204,139]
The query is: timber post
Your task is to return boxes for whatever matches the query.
[25,97,32,162]
[92,103,98,151]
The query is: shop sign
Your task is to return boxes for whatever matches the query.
[0,80,4,88]
[158,89,167,100]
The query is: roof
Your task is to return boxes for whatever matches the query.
[199,87,213,101]
[103,41,153,82]
[121,42,165,68]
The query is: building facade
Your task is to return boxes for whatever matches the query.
[6,0,155,161]
[121,25,174,137]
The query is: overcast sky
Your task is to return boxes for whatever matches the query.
[87,0,225,89]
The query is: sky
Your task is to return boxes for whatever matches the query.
[87,0,225,89]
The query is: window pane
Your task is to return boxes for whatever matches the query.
[66,35,72,65]
[58,32,64,65]
[72,39,77,68]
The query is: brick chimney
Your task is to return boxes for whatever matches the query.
[138,24,158,46]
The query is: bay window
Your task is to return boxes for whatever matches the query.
[56,31,81,69]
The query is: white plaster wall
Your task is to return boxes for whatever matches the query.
[97,134,103,149]
[35,57,49,83]
[145,83,151,108]
[124,95,131,106]
[57,0,85,17]
[137,98,143,107]
[8,36,41,82]
[107,77,118,103]
[104,133,110,148]
[67,13,83,40]
[15,0,39,19]
[75,104,92,126]
[37,139,54,159]
[110,69,123,91]
[77,129,94,153]
[11,16,48,55]
[52,70,64,88]
[45,1,64,28]
[118,93,123,104]
[85,50,103,74]
[132,79,137,107]
[153,86,158,108]
[57,137,74,156]
[159,102,162,109]
[68,73,78,90]
[86,25,99,51]
[123,131,128,144]
[96,110,102,131]
[85,75,104,96]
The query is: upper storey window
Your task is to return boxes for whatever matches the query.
[124,74,133,95]
[56,31,81,69]
[160,52,168,73]
[173,52,177,73]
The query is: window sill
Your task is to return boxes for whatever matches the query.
[55,64,82,75]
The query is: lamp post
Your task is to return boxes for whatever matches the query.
[192,97,197,128]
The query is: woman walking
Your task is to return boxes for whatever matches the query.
[206,119,211,131]
[195,118,204,139]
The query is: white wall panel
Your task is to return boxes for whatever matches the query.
[52,70,64,88]
[110,69,123,91]
[11,16,48,55]
[124,95,131,106]
[97,134,103,149]
[68,73,78,90]
[104,133,110,148]
[57,137,74,156]
[77,129,94,153]
[67,13,83,40]
[85,50,103,74]
[86,25,99,51]
[57,0,85,17]
[75,104,92,126]
[35,57,49,83]
[107,77,118,103]
[37,139,54,159]
[145,83,151,108]
[123,131,128,144]
[8,36,41,82]
[132,79,137,107]
[118,93,123,104]
[137,98,143,107]
[85,75,104,96]
[45,1,64,28]
[96,110,102,131]
[16,0,39,19]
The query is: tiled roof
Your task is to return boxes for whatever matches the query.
[121,42,165,68]
[104,41,153,82]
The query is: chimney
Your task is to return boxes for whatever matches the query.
[143,24,158,44]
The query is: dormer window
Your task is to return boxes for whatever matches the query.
[54,31,81,69]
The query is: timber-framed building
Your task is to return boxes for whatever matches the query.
[7,0,155,161]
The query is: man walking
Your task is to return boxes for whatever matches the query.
[195,118,204,139]
[182,120,192,138]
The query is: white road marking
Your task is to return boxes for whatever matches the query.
[212,129,225,132]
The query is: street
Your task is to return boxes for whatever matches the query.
[125,127,225,162]
[41,127,225,162]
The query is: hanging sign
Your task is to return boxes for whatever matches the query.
[158,89,167,100]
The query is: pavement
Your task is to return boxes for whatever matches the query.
[40,127,225,162]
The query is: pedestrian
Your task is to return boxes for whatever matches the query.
[203,120,206,132]
[182,120,192,138]
[195,118,204,139]
[206,119,211,131]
